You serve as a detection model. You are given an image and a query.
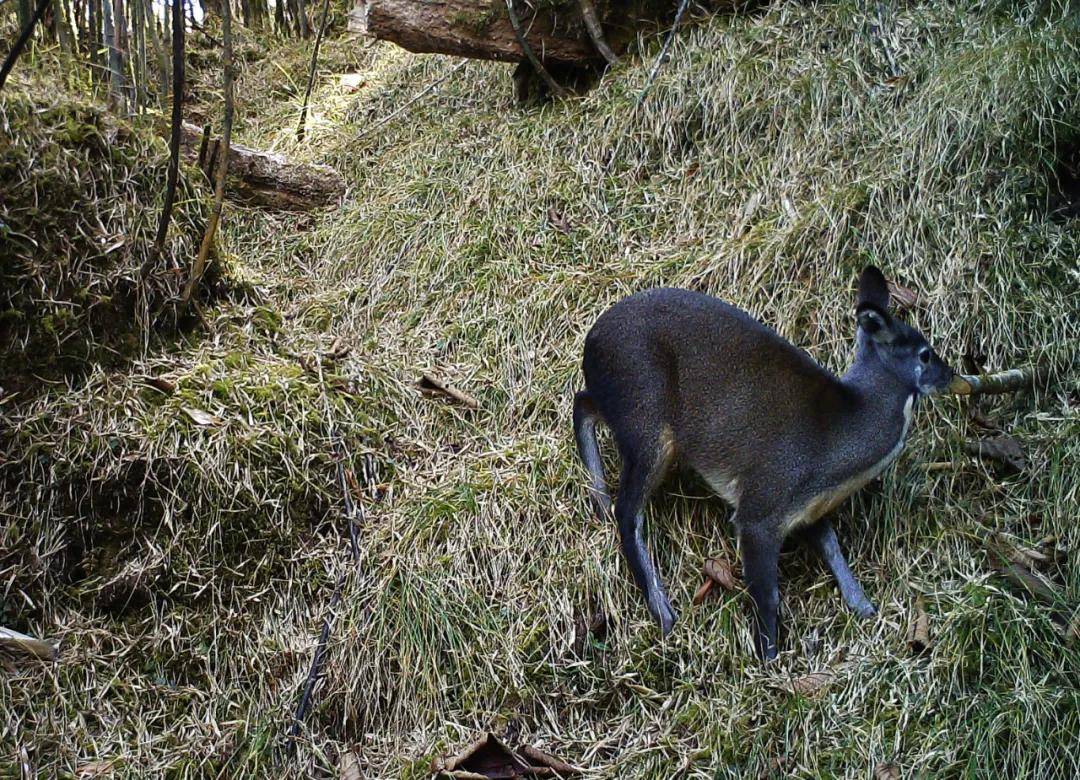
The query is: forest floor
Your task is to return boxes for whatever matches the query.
[2,1,1079,777]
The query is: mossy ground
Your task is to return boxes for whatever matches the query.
[2,1,1079,777]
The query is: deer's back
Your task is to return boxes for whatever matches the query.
[583,288,855,502]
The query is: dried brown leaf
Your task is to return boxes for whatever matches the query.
[996,534,1050,568]
[906,596,931,654]
[692,577,715,606]
[787,670,836,697]
[963,434,1026,472]
[995,562,1061,606]
[519,744,582,776]
[887,281,920,311]
[968,408,999,432]
[874,763,902,780]
[0,626,57,662]
[433,733,531,778]
[704,558,739,591]
[182,407,223,427]
[338,750,362,780]
[546,206,572,235]
[143,375,176,395]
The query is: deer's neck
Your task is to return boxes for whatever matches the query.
[838,345,919,472]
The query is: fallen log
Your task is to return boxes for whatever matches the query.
[348,0,685,66]
[179,122,346,211]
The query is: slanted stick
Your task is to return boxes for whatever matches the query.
[0,626,58,661]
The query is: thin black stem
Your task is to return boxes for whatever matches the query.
[0,0,52,92]
[296,0,331,141]
[145,0,185,277]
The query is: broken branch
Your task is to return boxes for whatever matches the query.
[579,0,619,66]
[0,626,58,662]
[948,366,1043,396]
[418,373,481,409]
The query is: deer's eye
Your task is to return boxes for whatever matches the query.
[918,348,931,365]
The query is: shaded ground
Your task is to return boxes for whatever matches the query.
[2,1,1079,777]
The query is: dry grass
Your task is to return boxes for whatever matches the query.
[2,0,1079,777]
[0,74,222,396]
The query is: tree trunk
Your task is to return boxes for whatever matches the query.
[178,121,347,210]
[101,0,125,105]
[349,0,683,65]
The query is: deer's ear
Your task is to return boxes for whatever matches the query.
[856,304,896,343]
[857,266,891,313]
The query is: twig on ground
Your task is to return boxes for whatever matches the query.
[605,0,691,171]
[418,372,481,409]
[286,362,368,752]
[0,626,57,662]
[637,0,692,107]
[355,60,467,142]
[948,366,1043,395]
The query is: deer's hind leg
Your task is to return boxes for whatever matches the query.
[613,424,678,635]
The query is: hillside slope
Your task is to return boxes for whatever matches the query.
[2,1,1078,777]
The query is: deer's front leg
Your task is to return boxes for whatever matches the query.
[805,519,876,619]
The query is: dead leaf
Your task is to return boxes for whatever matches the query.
[418,373,481,410]
[786,671,836,697]
[968,408,999,432]
[546,207,572,235]
[325,337,351,361]
[142,375,176,395]
[75,761,118,778]
[732,192,763,238]
[996,534,1050,569]
[906,596,931,654]
[963,434,1026,472]
[874,763,902,780]
[339,750,362,780]
[432,734,545,779]
[519,745,582,776]
[757,754,789,779]
[787,671,835,696]
[704,558,740,591]
[182,407,223,427]
[995,561,1061,606]
[887,281,920,311]
[692,577,715,606]
[339,73,366,92]
[571,606,608,655]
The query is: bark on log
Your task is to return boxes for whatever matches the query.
[179,122,346,210]
[349,0,680,65]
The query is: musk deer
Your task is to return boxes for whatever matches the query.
[573,267,958,659]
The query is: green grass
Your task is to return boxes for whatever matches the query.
[2,0,1079,776]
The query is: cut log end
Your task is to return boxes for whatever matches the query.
[179,122,346,211]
